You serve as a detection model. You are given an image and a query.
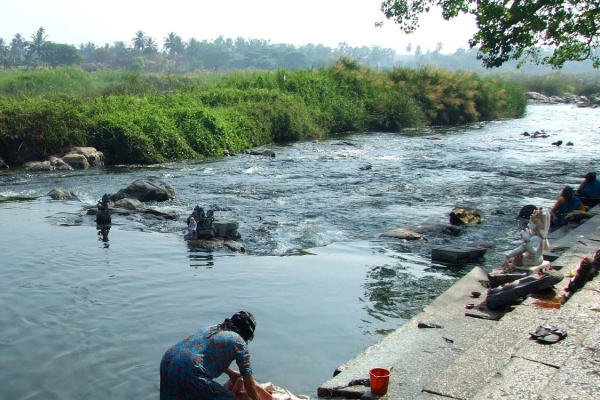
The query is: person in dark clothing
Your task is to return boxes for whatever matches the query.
[551,185,585,227]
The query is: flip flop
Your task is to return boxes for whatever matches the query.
[537,330,567,344]
[529,325,558,339]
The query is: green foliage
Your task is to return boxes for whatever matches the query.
[0,67,99,97]
[380,0,600,69]
[43,43,82,67]
[387,66,526,125]
[496,71,600,97]
[0,63,527,165]
[0,95,88,163]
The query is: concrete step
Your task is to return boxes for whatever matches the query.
[422,265,600,399]
[317,267,495,399]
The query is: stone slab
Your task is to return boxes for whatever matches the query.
[472,357,558,400]
[538,318,600,400]
[543,252,560,262]
[416,392,455,399]
[516,288,600,368]
[422,304,559,400]
[423,267,489,314]
[515,260,551,274]
[431,246,486,263]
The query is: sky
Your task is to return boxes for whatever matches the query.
[0,0,477,54]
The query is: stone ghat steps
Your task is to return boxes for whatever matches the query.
[420,277,600,400]
[317,214,600,399]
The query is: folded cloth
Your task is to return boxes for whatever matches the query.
[225,377,311,400]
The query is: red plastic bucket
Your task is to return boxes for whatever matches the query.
[369,367,391,395]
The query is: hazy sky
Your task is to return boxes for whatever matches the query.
[1,0,477,54]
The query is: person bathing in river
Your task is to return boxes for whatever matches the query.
[575,172,600,197]
[551,185,585,228]
[160,311,261,400]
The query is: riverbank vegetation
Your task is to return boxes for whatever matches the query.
[497,71,600,98]
[0,61,527,165]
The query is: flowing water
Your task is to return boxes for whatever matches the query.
[1,104,599,399]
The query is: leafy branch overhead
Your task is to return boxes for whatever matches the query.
[379,0,600,68]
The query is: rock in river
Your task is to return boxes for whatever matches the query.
[109,179,176,202]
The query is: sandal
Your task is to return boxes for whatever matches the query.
[537,331,567,344]
[529,325,567,344]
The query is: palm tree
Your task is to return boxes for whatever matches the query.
[0,38,7,56]
[132,31,147,53]
[163,32,185,57]
[10,33,26,59]
[112,41,131,68]
[143,37,158,56]
[28,27,49,61]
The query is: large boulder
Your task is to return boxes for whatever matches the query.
[381,223,461,240]
[527,92,552,103]
[214,220,241,239]
[380,228,424,240]
[49,156,74,170]
[109,180,176,202]
[518,204,536,220]
[449,207,482,226]
[24,161,53,170]
[48,188,80,201]
[70,147,104,166]
[246,149,276,157]
[113,198,145,210]
[61,153,90,169]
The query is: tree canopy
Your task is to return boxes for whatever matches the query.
[379,0,600,68]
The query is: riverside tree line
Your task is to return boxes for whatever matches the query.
[0,27,397,72]
[1,27,597,74]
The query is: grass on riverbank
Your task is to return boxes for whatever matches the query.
[0,61,527,165]
[497,71,600,97]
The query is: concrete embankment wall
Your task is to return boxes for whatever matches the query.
[318,212,600,399]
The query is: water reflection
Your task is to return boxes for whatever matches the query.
[96,225,110,248]
[187,242,215,268]
[361,262,456,325]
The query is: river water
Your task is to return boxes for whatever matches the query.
[1,104,599,399]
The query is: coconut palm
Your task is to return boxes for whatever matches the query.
[143,37,158,56]
[112,41,132,67]
[29,27,49,60]
[132,31,147,53]
[163,32,185,57]
[10,33,26,59]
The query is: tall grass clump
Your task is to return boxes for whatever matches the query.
[497,71,600,97]
[388,67,526,125]
[0,67,108,98]
[0,63,527,165]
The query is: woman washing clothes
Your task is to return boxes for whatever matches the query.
[551,185,586,228]
[160,311,263,400]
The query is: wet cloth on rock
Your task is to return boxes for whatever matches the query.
[225,377,311,400]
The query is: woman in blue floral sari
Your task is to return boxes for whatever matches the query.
[160,311,260,400]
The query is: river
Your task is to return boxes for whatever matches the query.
[1,104,599,399]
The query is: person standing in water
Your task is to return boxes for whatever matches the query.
[160,311,260,400]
